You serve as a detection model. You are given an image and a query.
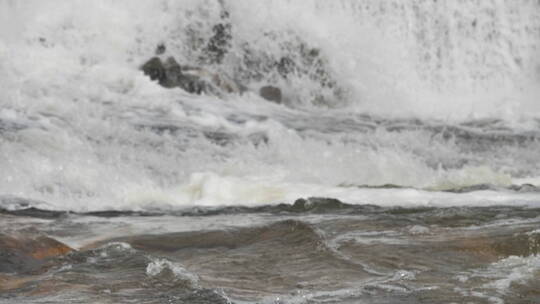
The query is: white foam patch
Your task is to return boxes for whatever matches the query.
[484,256,540,292]
[462,255,540,297]
[146,258,199,286]
[4,170,540,212]
[175,172,540,209]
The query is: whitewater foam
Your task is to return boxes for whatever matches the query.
[1,0,539,212]
[146,258,199,286]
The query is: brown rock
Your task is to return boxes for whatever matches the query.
[0,234,73,274]
[0,274,37,291]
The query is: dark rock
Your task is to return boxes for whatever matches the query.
[277,56,297,78]
[233,31,342,106]
[443,183,497,193]
[179,65,245,95]
[259,85,282,103]
[508,183,540,192]
[210,72,242,93]
[83,210,160,217]
[141,57,166,83]
[247,132,269,146]
[290,197,351,213]
[177,69,208,95]
[201,4,232,64]
[155,43,166,55]
[203,23,232,64]
[140,56,243,95]
[140,57,206,94]
[203,130,236,146]
[160,57,184,88]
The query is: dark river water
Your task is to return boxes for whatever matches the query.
[2,200,540,303]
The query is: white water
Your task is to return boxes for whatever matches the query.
[1,0,540,211]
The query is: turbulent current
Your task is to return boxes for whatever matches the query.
[1,1,540,303]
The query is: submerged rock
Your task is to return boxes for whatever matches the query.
[259,85,282,104]
[0,234,73,274]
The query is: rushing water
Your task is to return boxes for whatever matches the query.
[1,1,540,303]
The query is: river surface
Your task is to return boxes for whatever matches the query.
[1,0,540,303]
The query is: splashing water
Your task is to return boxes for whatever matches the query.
[0,0,539,213]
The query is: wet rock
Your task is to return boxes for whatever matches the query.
[210,72,243,94]
[0,234,73,274]
[180,66,242,95]
[0,274,37,291]
[203,22,232,65]
[443,183,497,193]
[277,56,297,78]
[160,57,184,89]
[201,4,232,65]
[508,183,540,193]
[140,56,242,95]
[247,132,269,146]
[203,130,236,146]
[178,66,216,95]
[234,31,342,106]
[155,43,166,55]
[290,197,352,213]
[140,57,202,93]
[141,57,166,84]
[259,85,282,104]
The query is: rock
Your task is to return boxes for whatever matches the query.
[141,57,166,84]
[210,72,243,94]
[0,234,73,274]
[201,3,232,64]
[160,57,184,88]
[176,66,211,94]
[259,85,282,103]
[155,43,166,55]
[140,56,243,95]
[277,56,297,78]
[290,197,351,213]
[203,22,232,64]
[140,57,202,93]
[0,274,36,291]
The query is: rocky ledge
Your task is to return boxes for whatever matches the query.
[0,233,73,275]
[140,44,283,104]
